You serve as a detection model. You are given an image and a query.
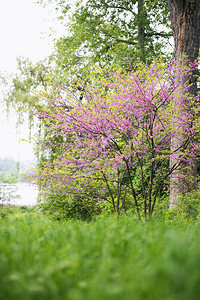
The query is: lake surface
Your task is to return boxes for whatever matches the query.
[0,182,38,206]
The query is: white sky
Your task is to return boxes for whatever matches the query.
[0,0,64,161]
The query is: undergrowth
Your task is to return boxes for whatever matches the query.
[0,208,200,300]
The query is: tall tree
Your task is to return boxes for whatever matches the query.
[53,0,171,73]
[5,0,172,121]
[167,0,200,208]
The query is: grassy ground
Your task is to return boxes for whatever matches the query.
[0,207,200,300]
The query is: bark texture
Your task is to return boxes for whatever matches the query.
[138,0,145,60]
[167,0,200,208]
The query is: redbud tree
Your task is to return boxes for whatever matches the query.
[36,59,200,220]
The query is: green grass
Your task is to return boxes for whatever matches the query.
[1,209,200,300]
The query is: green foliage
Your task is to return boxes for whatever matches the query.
[39,193,101,221]
[3,1,172,126]
[1,212,200,299]
[0,206,34,219]
[54,0,172,81]
[180,190,200,220]
[152,188,200,222]
[97,199,115,216]
[1,57,51,126]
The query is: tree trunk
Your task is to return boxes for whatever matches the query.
[138,0,145,61]
[167,0,200,209]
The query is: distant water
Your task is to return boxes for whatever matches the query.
[0,183,38,206]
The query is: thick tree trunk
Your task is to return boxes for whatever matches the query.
[167,0,200,209]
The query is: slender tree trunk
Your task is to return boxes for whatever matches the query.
[138,0,145,61]
[167,0,200,208]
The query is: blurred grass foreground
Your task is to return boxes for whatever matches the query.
[1,208,200,300]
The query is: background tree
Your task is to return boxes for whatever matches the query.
[2,57,50,126]
[5,0,172,117]
[53,0,171,73]
[167,0,200,208]
[2,0,173,135]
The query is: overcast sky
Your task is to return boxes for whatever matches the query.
[0,0,63,161]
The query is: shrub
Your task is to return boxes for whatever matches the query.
[39,193,101,221]
[35,59,200,220]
